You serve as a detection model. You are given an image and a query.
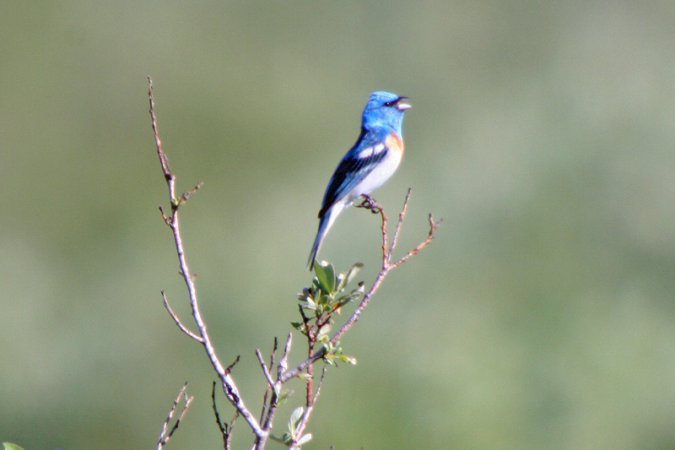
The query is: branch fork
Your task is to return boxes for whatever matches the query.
[281,189,440,383]
[148,77,265,445]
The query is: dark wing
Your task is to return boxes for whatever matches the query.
[318,130,389,218]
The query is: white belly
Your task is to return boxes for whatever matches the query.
[345,149,403,203]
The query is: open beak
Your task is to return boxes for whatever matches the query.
[396,96,411,111]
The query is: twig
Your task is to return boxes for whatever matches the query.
[256,333,293,449]
[258,338,278,426]
[279,332,293,377]
[148,77,265,439]
[389,188,412,261]
[161,291,203,343]
[293,367,327,443]
[212,381,238,450]
[156,382,194,450]
[281,191,439,383]
[225,355,241,375]
[256,349,275,389]
[390,213,441,269]
[269,337,278,373]
[313,367,327,405]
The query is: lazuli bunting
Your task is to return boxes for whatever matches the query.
[308,91,411,270]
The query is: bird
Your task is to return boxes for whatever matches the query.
[308,91,411,270]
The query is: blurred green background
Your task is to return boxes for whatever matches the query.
[1,1,674,449]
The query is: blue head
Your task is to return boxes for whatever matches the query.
[361,91,411,134]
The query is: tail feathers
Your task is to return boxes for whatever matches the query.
[307,212,331,271]
[307,203,343,270]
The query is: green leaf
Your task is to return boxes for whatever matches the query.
[277,388,292,405]
[344,262,364,288]
[270,433,293,445]
[336,286,364,307]
[335,262,363,292]
[4,444,25,450]
[339,354,358,365]
[314,261,336,293]
[288,406,305,436]
[299,295,317,311]
[316,323,332,340]
[296,433,313,446]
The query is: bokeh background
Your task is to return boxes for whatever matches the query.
[2,1,674,449]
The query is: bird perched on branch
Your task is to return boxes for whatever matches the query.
[308,91,411,270]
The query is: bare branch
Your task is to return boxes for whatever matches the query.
[294,367,327,443]
[156,382,194,450]
[391,213,441,269]
[254,333,293,450]
[313,366,327,405]
[268,337,278,377]
[212,381,238,450]
[389,188,412,261]
[161,291,204,343]
[314,367,327,404]
[279,332,292,377]
[212,381,228,447]
[224,355,241,378]
[148,77,265,439]
[148,77,173,184]
[256,349,275,388]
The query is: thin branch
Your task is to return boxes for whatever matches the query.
[212,381,238,450]
[161,291,203,343]
[212,381,227,436]
[320,271,392,364]
[259,338,278,426]
[156,382,194,450]
[268,337,278,381]
[225,355,241,375]
[332,195,440,343]
[296,305,316,412]
[389,188,412,262]
[148,76,265,438]
[281,192,439,383]
[256,349,275,388]
[255,333,293,450]
[260,387,270,426]
[294,367,327,442]
[279,332,293,377]
[304,363,314,416]
[313,366,327,404]
[391,213,441,269]
[148,78,172,183]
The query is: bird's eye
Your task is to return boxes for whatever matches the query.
[384,100,397,107]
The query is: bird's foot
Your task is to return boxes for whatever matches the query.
[357,194,381,214]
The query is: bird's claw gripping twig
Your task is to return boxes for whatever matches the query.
[357,194,381,214]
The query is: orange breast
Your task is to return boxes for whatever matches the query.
[385,132,405,157]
